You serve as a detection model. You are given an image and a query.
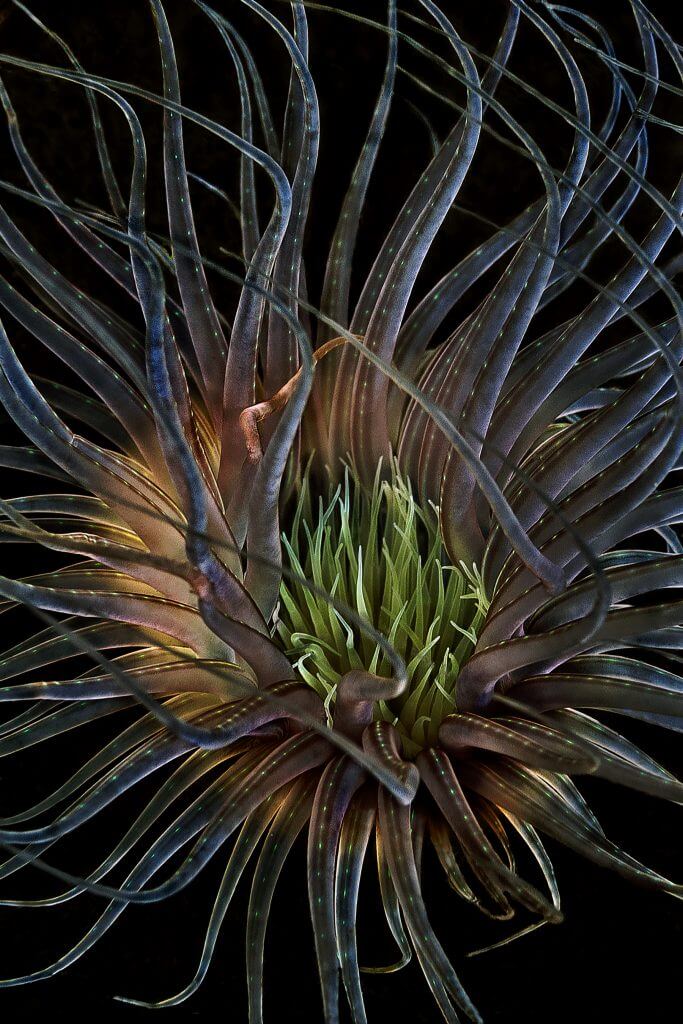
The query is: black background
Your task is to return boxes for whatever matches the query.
[0,1,681,1022]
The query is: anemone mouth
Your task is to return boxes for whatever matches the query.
[277,460,489,756]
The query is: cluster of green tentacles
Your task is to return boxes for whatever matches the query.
[278,463,489,754]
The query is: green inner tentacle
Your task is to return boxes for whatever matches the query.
[277,462,489,756]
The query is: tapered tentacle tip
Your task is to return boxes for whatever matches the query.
[541,559,567,596]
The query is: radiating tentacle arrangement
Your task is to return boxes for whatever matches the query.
[0,1,680,1021]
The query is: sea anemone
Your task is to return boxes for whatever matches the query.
[0,0,680,1020]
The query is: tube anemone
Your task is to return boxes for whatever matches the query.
[0,1,680,1020]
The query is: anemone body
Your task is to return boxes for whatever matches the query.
[0,1,681,1021]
